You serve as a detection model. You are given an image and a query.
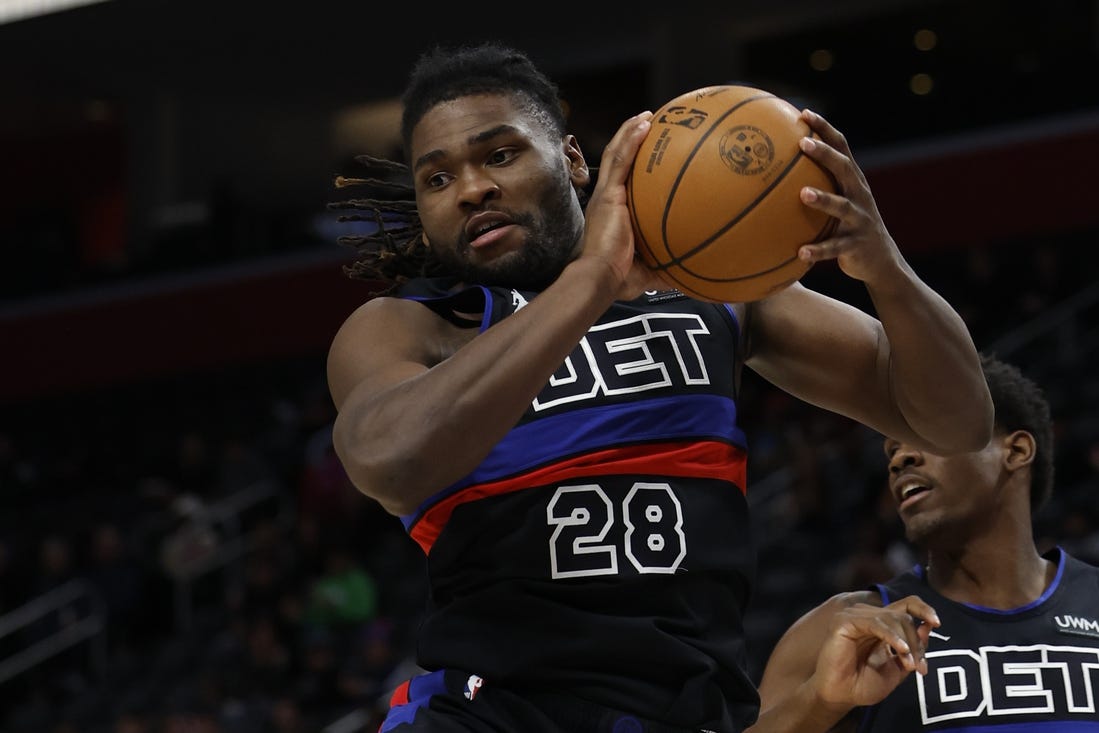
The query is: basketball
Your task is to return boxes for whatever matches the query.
[627,85,838,302]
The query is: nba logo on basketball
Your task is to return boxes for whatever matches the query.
[463,674,483,700]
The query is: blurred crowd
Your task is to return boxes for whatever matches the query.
[1,228,1097,732]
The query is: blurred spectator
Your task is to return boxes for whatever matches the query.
[173,431,217,500]
[292,627,346,718]
[113,709,155,733]
[337,618,403,708]
[303,545,378,638]
[267,696,310,733]
[298,426,362,529]
[86,522,149,653]
[159,494,221,582]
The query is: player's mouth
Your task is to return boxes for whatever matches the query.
[893,474,933,511]
[466,212,516,249]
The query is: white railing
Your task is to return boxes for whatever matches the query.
[0,579,107,686]
[161,479,295,632]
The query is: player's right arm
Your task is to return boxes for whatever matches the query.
[327,112,663,517]
[326,263,617,517]
[746,591,937,733]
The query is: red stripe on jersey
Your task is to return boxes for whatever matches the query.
[409,439,746,554]
[389,679,411,707]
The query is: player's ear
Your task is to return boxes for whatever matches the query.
[564,134,590,188]
[1003,430,1036,472]
[421,231,431,249]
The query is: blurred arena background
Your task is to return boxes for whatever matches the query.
[1,0,1098,731]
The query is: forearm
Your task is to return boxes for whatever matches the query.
[868,262,992,453]
[746,682,852,733]
[333,257,620,515]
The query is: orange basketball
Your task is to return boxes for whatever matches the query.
[627,85,838,302]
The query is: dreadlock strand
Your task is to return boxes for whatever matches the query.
[328,149,442,290]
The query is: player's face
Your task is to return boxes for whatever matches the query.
[409,92,590,290]
[882,436,1003,546]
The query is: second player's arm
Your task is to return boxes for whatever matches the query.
[748,592,937,733]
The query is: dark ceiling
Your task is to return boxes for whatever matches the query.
[4,0,1097,146]
[1,0,1097,304]
[1,0,1098,399]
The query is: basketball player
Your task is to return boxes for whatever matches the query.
[325,42,993,732]
[754,353,1099,732]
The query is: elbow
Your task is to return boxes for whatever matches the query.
[920,386,995,455]
[954,380,996,452]
[332,419,428,518]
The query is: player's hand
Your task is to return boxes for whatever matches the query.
[794,109,907,287]
[579,111,670,299]
[810,594,939,707]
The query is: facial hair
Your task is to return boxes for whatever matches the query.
[432,173,583,291]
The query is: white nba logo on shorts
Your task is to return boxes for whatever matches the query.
[464,674,483,700]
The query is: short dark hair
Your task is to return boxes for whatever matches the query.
[981,353,1055,512]
[399,41,568,157]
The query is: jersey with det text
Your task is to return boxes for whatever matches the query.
[861,547,1099,733]
[394,279,757,732]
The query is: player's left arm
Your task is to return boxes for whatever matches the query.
[742,110,992,454]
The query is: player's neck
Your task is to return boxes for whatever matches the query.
[924,536,1055,610]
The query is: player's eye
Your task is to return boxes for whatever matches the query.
[487,148,518,166]
[425,171,453,189]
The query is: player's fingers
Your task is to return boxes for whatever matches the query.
[800,185,856,219]
[800,108,853,157]
[885,595,942,629]
[798,135,865,194]
[838,615,920,671]
[798,236,844,262]
[594,112,653,190]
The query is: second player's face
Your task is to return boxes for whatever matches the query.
[882,436,1004,546]
[408,92,588,291]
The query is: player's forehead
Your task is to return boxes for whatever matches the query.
[410,93,542,163]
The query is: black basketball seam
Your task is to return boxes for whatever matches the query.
[663,148,815,279]
[650,90,775,266]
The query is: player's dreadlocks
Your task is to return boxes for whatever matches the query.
[329,155,438,296]
[329,41,574,296]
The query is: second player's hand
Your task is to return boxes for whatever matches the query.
[811,595,939,708]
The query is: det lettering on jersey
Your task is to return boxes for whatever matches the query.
[916,643,1099,724]
[533,313,713,411]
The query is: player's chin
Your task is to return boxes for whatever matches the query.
[901,516,944,546]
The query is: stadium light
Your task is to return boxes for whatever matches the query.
[0,0,110,26]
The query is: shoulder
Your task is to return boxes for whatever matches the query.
[332,294,445,340]
[327,295,468,408]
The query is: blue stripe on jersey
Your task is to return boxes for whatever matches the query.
[379,670,448,732]
[961,546,1066,614]
[879,549,1069,614]
[929,723,1099,733]
[402,284,494,331]
[401,392,744,529]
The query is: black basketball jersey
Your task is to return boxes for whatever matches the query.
[393,280,758,732]
[860,547,1099,733]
